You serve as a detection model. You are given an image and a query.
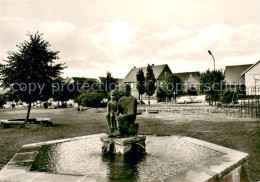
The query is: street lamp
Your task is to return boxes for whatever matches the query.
[208,50,215,71]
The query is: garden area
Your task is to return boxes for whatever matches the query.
[0,107,260,181]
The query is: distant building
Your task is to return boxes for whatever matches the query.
[122,64,172,103]
[173,71,200,93]
[241,60,260,96]
[224,64,252,94]
[64,76,122,90]
[96,77,106,83]
[68,77,96,84]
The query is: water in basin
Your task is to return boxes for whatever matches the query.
[31,135,223,181]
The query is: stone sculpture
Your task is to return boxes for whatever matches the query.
[106,84,138,138]
[116,84,138,137]
[102,85,144,155]
[106,91,117,137]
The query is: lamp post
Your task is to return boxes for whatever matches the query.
[208,50,215,71]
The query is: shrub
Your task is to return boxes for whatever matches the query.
[81,92,104,107]
[187,87,198,96]
[0,94,6,108]
[220,90,238,104]
[112,90,125,102]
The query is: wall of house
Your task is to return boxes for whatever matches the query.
[245,63,260,95]
[123,66,172,103]
[184,76,200,93]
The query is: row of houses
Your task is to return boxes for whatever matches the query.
[1,60,259,102]
[120,60,260,100]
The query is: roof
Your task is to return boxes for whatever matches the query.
[72,77,88,82]
[122,64,169,83]
[98,77,106,82]
[241,60,260,76]
[64,77,97,84]
[224,64,253,84]
[172,71,200,83]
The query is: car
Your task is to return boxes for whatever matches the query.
[176,96,191,104]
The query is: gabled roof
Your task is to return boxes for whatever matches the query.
[173,71,200,83]
[224,64,253,84]
[122,64,169,83]
[241,60,260,76]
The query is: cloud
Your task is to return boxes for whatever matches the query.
[1,17,259,78]
[86,21,141,59]
[153,27,193,41]
[156,24,235,58]
[156,24,260,59]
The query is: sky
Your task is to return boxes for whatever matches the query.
[1,0,260,79]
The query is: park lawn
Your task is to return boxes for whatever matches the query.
[0,107,260,181]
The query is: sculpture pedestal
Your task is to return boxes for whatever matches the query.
[101,135,146,155]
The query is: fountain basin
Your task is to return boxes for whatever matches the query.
[0,134,248,182]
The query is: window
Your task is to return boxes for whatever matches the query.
[253,75,259,80]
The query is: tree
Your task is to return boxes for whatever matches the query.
[145,64,156,105]
[165,75,183,100]
[53,77,72,107]
[187,86,198,96]
[156,86,167,102]
[112,89,125,102]
[101,72,118,98]
[136,69,145,103]
[0,32,65,123]
[200,69,225,105]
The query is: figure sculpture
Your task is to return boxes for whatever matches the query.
[116,84,138,137]
[106,91,117,137]
[102,86,144,155]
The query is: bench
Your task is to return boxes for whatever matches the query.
[36,118,53,126]
[0,118,53,128]
[0,120,25,128]
[148,110,159,114]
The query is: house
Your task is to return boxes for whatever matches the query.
[172,71,200,93]
[97,77,106,83]
[97,77,123,90]
[241,60,260,96]
[122,64,173,103]
[69,77,97,84]
[224,64,253,94]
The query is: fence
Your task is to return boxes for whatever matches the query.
[222,98,260,118]
[137,106,220,116]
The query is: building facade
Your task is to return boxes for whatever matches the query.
[122,64,173,103]
[241,61,260,96]
[224,64,253,94]
[173,72,200,93]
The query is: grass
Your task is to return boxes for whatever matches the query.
[0,107,260,181]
